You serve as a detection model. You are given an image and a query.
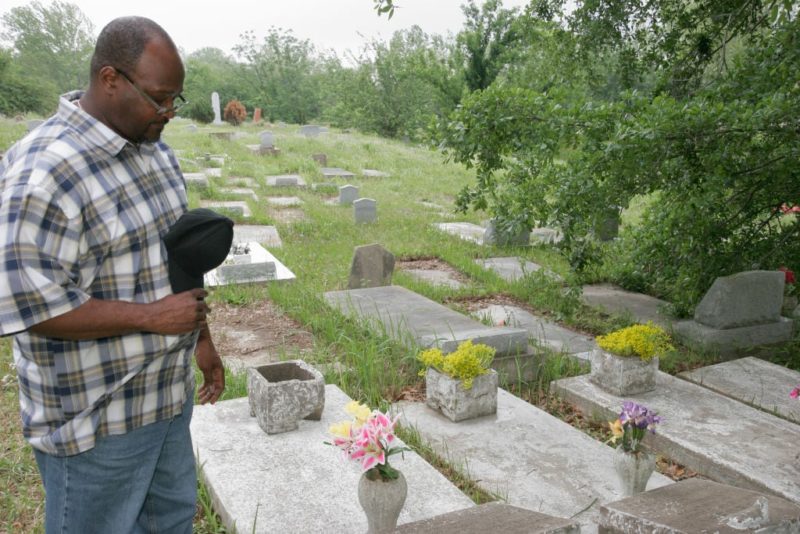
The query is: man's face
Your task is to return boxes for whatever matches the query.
[113,39,185,144]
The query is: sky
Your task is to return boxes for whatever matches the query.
[2,0,532,59]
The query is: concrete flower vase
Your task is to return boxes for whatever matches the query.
[247,360,325,434]
[613,447,656,497]
[358,471,407,534]
[589,349,658,396]
[425,367,498,422]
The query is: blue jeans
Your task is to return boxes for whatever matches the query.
[34,397,196,534]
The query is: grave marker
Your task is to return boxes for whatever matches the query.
[211,91,223,124]
[338,184,359,205]
[348,243,395,289]
[353,198,377,223]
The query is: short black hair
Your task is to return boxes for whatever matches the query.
[90,16,177,78]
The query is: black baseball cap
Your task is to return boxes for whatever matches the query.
[163,208,234,293]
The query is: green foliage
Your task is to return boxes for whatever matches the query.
[0,47,51,115]
[1,0,93,107]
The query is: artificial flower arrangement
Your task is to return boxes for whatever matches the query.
[417,339,496,389]
[596,322,674,361]
[328,401,409,481]
[778,266,796,297]
[608,401,663,455]
[791,385,799,399]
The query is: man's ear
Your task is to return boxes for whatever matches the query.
[97,66,121,95]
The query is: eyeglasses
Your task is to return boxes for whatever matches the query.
[115,68,188,115]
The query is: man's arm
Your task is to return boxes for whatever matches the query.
[195,323,224,404]
[29,288,210,340]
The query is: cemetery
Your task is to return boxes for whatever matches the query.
[1,1,799,533]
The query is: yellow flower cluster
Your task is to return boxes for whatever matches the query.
[596,322,674,361]
[417,340,496,389]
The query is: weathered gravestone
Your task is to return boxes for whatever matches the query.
[265,175,306,187]
[252,107,262,123]
[311,153,327,166]
[353,198,377,224]
[348,243,395,289]
[259,131,274,148]
[673,270,793,356]
[338,184,359,206]
[211,91,223,124]
[183,173,209,189]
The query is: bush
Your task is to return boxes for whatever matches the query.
[181,100,214,124]
[223,99,247,126]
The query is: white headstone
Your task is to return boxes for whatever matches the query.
[338,185,359,206]
[211,92,223,125]
[353,198,377,224]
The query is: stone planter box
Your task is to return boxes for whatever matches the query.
[247,360,325,434]
[589,349,658,396]
[425,367,498,422]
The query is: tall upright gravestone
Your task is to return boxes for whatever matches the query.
[211,92,223,125]
[348,244,395,289]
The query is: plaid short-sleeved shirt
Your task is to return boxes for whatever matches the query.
[0,91,197,457]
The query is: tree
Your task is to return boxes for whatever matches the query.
[435,2,800,312]
[457,0,522,92]
[1,0,94,99]
[233,28,320,123]
[182,47,245,123]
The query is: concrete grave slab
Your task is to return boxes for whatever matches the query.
[433,222,486,245]
[472,304,596,355]
[265,196,304,207]
[320,167,355,179]
[203,167,223,178]
[679,357,800,424]
[204,154,226,166]
[598,478,800,533]
[475,257,563,282]
[582,284,673,327]
[265,175,306,187]
[191,385,474,533]
[209,131,234,141]
[552,372,800,504]
[232,225,282,247]
[403,269,465,289]
[395,390,672,533]
[395,502,579,534]
[218,187,258,201]
[362,169,390,178]
[183,172,209,189]
[226,177,258,188]
[205,242,295,285]
[324,285,528,357]
[200,200,251,218]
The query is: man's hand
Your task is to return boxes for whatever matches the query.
[145,288,210,335]
[196,326,224,404]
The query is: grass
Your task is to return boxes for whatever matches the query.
[1,117,798,531]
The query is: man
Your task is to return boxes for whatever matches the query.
[0,17,223,533]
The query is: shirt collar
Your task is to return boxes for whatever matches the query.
[58,90,150,158]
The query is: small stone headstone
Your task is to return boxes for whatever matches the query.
[259,131,274,148]
[211,91,223,125]
[353,198,377,224]
[694,270,784,328]
[311,153,327,166]
[200,200,251,218]
[338,184,359,205]
[184,124,198,133]
[276,176,298,187]
[348,243,395,289]
[266,175,306,187]
[253,108,262,123]
[218,260,277,285]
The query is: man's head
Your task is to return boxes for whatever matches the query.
[87,17,185,144]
